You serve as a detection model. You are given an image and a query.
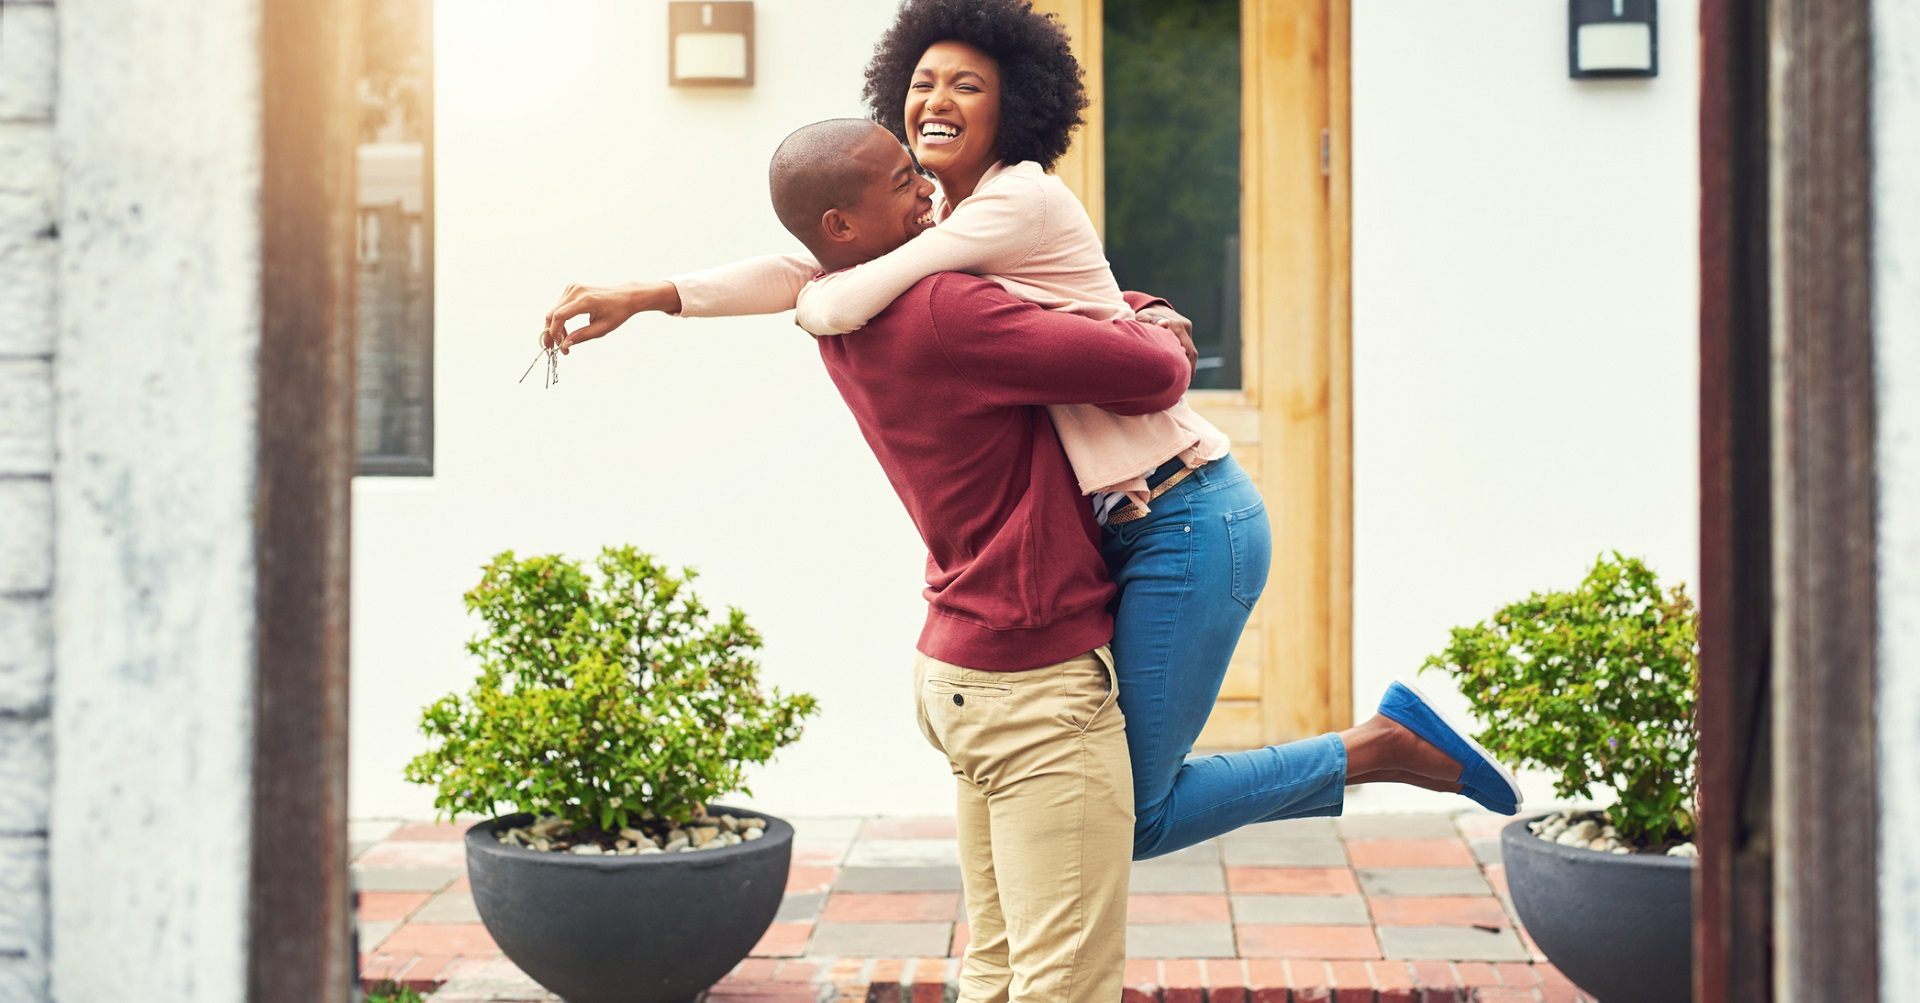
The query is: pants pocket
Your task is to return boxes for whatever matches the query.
[912,656,941,753]
[1225,498,1272,612]
[1063,647,1121,734]
[925,678,1014,702]
[921,672,1014,761]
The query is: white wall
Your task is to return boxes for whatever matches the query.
[353,0,1704,820]
[1350,0,1700,809]
[1876,0,1920,991]
[351,0,940,820]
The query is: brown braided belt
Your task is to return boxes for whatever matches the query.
[1105,461,1204,526]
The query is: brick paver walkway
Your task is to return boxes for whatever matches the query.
[353,812,1599,1002]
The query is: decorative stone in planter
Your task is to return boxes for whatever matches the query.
[1502,812,1694,1003]
[466,805,793,1003]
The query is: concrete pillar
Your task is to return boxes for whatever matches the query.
[48,0,264,999]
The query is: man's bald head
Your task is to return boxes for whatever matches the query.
[769,119,883,241]
[769,119,932,270]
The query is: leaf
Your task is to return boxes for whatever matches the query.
[1422,553,1697,843]
[404,547,821,829]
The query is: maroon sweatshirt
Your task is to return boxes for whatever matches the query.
[816,274,1190,671]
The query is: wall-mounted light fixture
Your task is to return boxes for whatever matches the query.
[669,2,754,87]
[1569,0,1657,79]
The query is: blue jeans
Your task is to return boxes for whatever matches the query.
[1100,453,1347,860]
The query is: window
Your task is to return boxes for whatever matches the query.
[1103,0,1242,389]
[355,0,434,475]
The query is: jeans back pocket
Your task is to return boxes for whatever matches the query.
[1224,498,1272,612]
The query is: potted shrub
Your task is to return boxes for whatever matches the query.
[1422,553,1697,1003]
[405,546,819,1003]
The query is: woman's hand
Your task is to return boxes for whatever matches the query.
[1136,305,1198,377]
[542,281,682,354]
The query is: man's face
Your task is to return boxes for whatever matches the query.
[834,128,937,265]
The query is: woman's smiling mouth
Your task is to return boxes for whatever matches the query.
[918,120,962,146]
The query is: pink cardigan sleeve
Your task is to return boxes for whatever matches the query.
[668,253,820,318]
[792,172,1048,336]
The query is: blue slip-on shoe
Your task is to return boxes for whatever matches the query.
[1377,679,1523,815]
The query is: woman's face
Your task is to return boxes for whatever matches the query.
[905,40,1003,186]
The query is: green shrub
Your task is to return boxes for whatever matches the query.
[1420,553,1698,845]
[404,546,819,832]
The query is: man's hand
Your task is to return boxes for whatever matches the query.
[1137,305,1198,378]
[542,280,681,354]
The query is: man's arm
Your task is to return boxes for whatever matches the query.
[1124,290,1198,374]
[926,275,1190,416]
[1122,290,1172,314]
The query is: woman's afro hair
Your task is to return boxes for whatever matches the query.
[862,0,1088,172]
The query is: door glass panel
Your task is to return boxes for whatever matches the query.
[355,0,435,475]
[1103,0,1243,389]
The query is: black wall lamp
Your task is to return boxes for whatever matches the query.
[1570,0,1658,79]
[669,2,754,87]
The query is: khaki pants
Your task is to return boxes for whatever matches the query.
[913,647,1135,1003]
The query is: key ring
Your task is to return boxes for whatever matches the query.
[520,336,560,388]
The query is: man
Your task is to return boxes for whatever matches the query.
[545,120,1521,1002]
[753,118,1183,1003]
[549,118,1184,1002]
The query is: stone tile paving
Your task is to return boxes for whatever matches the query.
[354,811,1599,1001]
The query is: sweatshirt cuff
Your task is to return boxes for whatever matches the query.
[1122,290,1175,314]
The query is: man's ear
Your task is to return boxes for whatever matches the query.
[820,208,857,245]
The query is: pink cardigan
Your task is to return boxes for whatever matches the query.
[669,160,1230,502]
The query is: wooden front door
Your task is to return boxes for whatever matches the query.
[1034,0,1353,745]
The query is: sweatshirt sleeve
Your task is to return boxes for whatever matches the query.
[792,173,1047,336]
[667,253,820,318]
[1122,290,1175,314]
[926,275,1190,416]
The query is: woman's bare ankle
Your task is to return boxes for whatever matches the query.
[1347,768,1465,794]
[1341,713,1463,782]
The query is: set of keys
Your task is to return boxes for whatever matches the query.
[520,337,562,389]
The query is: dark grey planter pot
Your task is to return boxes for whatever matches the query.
[465,805,793,1003]
[1501,813,1695,1003]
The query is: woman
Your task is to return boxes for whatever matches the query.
[543,0,1519,858]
